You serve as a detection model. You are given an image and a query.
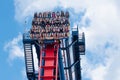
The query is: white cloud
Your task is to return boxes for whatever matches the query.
[14,0,87,22]
[14,0,59,22]
[80,0,120,80]
[4,33,24,61]
[4,33,39,79]
[32,45,38,72]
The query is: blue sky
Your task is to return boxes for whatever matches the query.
[1,0,120,80]
[0,0,25,80]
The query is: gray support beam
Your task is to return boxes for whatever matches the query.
[72,29,81,80]
[65,39,73,80]
[58,49,65,80]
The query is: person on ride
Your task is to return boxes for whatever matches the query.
[48,12,51,19]
[43,12,46,18]
[41,19,46,29]
[30,28,34,38]
[34,12,37,18]
[65,11,69,18]
[39,12,42,18]
[61,11,64,17]
[56,11,60,18]
[52,12,56,19]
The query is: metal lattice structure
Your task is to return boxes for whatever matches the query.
[23,11,85,80]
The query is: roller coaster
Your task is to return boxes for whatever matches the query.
[23,11,85,80]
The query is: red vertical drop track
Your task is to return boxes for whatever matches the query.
[38,43,59,80]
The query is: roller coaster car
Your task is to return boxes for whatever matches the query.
[78,32,85,54]
[30,11,70,41]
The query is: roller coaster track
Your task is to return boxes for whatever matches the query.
[38,43,59,80]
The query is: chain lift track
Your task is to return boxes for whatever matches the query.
[38,43,59,80]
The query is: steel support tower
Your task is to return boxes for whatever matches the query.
[23,11,85,80]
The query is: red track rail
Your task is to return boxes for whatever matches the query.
[38,43,59,80]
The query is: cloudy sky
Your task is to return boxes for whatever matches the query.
[1,0,120,80]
